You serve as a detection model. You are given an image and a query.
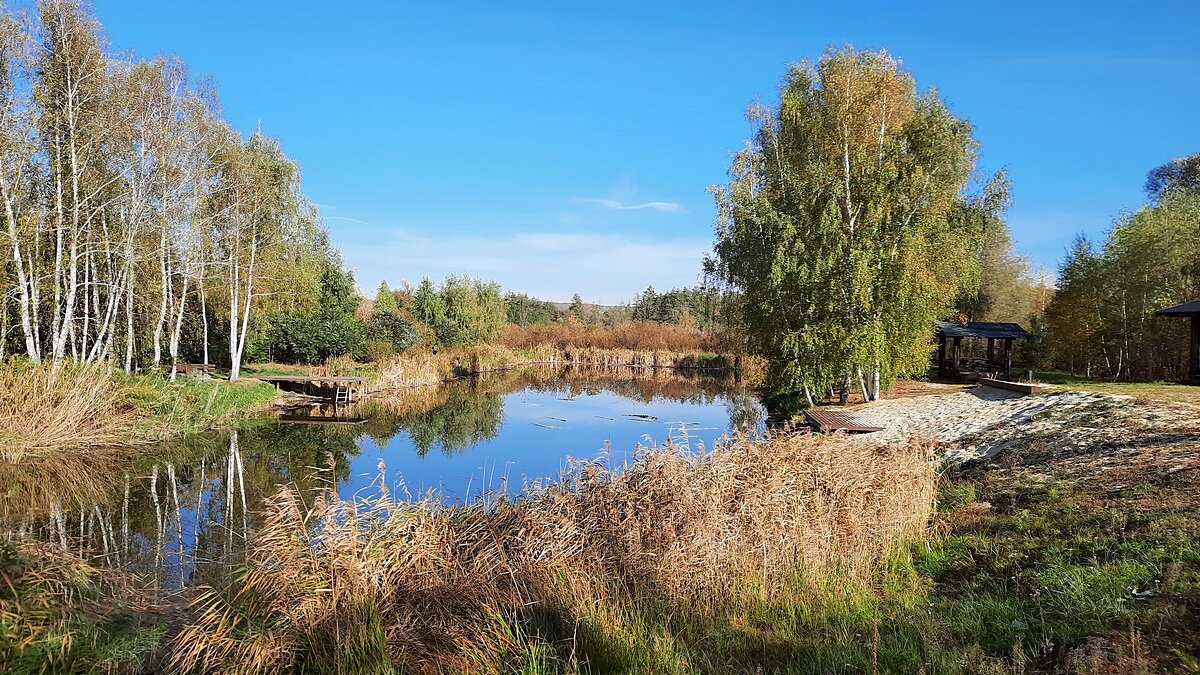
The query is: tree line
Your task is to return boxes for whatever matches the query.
[706,46,1197,396]
[0,0,343,380]
[1044,153,1199,380]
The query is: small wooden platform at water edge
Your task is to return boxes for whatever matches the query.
[804,410,884,434]
[979,378,1042,395]
[257,375,368,403]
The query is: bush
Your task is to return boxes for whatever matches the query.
[362,339,396,362]
[366,310,419,352]
[251,311,366,365]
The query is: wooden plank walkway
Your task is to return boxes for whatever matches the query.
[257,375,368,386]
[979,378,1042,395]
[804,410,883,434]
[258,375,368,403]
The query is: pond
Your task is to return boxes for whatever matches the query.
[0,366,763,589]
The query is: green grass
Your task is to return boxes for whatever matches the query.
[1035,370,1200,405]
[0,541,168,673]
[239,362,311,377]
[451,473,1199,674]
[119,372,279,438]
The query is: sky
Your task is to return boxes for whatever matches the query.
[93,1,1200,304]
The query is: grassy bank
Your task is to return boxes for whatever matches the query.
[1035,370,1200,406]
[4,391,1198,671]
[169,431,935,674]
[0,359,278,460]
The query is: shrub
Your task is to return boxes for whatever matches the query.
[362,339,396,362]
[366,310,419,352]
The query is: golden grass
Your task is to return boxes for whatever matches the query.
[504,321,724,352]
[369,343,753,396]
[171,431,936,674]
[0,360,138,461]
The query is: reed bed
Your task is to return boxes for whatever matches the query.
[369,343,750,397]
[504,321,726,353]
[171,431,937,674]
[0,360,137,461]
[0,539,169,671]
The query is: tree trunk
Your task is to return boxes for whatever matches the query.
[167,275,189,381]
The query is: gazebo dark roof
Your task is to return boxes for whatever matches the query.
[936,321,1032,340]
[1155,300,1200,317]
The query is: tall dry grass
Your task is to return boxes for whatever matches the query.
[503,321,724,353]
[369,342,750,397]
[171,431,937,674]
[0,360,137,461]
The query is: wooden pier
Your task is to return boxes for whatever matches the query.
[804,410,883,434]
[257,375,367,403]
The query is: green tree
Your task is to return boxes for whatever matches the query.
[249,260,365,364]
[409,275,506,346]
[366,310,418,352]
[568,294,585,323]
[504,292,559,325]
[709,47,984,401]
[411,277,447,341]
[1145,151,1200,203]
[373,281,399,313]
[1045,184,1200,381]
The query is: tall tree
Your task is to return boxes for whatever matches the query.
[1145,152,1200,203]
[373,280,398,313]
[709,47,985,401]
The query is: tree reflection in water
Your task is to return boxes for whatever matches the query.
[0,365,761,589]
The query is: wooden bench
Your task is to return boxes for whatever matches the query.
[804,409,883,434]
[175,363,213,378]
[979,378,1042,395]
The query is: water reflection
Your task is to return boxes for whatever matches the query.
[0,366,762,589]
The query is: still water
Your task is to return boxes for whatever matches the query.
[0,367,762,588]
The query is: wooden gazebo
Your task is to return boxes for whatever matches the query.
[1155,300,1200,384]
[935,321,1032,379]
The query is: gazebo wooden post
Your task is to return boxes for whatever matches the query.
[1003,338,1013,376]
[952,336,962,376]
[1191,316,1200,379]
[937,334,947,377]
[987,337,996,371]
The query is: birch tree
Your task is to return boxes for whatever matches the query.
[710,47,984,400]
[0,11,40,361]
[210,129,297,381]
[36,0,115,369]
[0,0,339,375]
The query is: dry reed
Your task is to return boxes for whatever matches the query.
[0,360,137,461]
[171,431,937,674]
[503,321,724,353]
[369,342,750,397]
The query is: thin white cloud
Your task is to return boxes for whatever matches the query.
[324,215,375,226]
[575,197,684,213]
[339,228,709,304]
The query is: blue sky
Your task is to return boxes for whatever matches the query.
[94,1,1199,303]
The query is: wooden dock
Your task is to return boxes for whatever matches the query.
[257,375,368,403]
[804,410,883,434]
[979,378,1042,395]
